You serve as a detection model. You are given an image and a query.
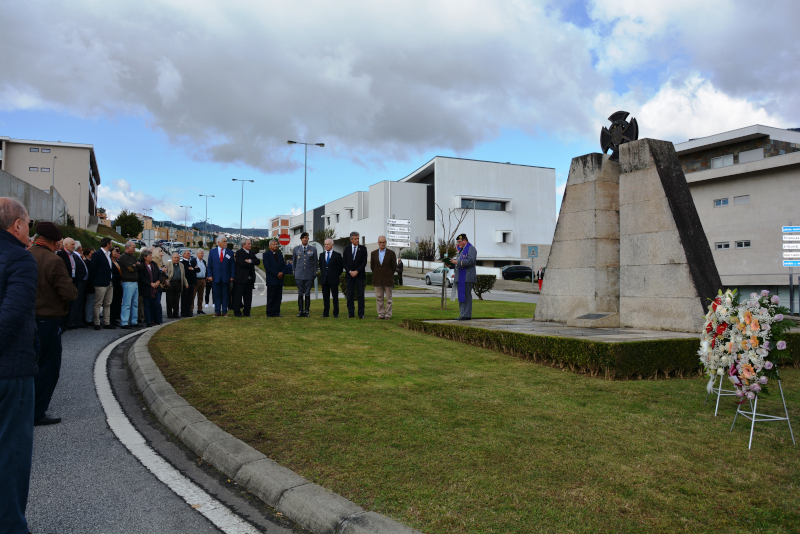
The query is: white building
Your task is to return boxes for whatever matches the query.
[281,156,556,268]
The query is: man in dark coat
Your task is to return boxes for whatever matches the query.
[318,238,343,318]
[370,236,397,320]
[57,237,88,328]
[88,237,115,329]
[262,239,286,317]
[342,231,368,319]
[180,249,199,317]
[0,198,38,534]
[232,239,260,317]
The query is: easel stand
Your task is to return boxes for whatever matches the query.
[730,375,796,450]
[705,373,738,416]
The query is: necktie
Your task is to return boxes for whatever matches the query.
[327,252,330,263]
[353,246,357,259]
[68,253,75,276]
[220,248,223,262]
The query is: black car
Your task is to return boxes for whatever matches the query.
[501,265,533,280]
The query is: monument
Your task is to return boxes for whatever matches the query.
[535,112,722,332]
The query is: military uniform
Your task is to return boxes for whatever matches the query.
[292,244,318,316]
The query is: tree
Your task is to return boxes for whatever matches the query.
[472,275,497,300]
[112,210,144,239]
[416,236,436,261]
[313,227,337,244]
[434,203,471,261]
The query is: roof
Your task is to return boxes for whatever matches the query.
[674,125,800,155]
[399,155,554,183]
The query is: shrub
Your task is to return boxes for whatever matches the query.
[400,249,418,260]
[472,275,496,300]
[416,236,436,261]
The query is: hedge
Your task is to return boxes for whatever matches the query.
[401,320,800,380]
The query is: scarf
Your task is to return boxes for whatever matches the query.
[457,243,472,303]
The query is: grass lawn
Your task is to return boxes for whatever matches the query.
[150,297,800,534]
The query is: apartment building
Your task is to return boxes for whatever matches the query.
[269,215,291,238]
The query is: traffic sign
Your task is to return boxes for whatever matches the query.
[527,245,538,258]
[783,252,800,258]
[387,241,411,248]
[387,218,411,226]
[784,261,800,267]
[784,243,800,250]
[784,235,800,241]
[783,226,800,233]
[387,233,409,240]
[278,234,291,246]
[387,226,410,233]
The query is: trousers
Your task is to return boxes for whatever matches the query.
[121,281,139,326]
[66,280,86,327]
[266,285,283,316]
[296,278,313,297]
[346,277,365,317]
[0,377,34,534]
[322,282,339,317]
[375,285,393,318]
[233,282,254,316]
[457,282,473,319]
[33,317,62,421]
[193,279,206,311]
[181,283,195,317]
[166,282,182,318]
[212,282,230,314]
[93,285,113,326]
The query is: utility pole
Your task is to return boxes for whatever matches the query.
[232,180,254,247]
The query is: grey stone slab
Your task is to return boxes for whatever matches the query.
[595,179,620,211]
[234,458,310,507]
[276,483,364,534]
[141,381,177,406]
[161,405,207,436]
[595,209,621,240]
[546,239,619,270]
[619,197,676,236]
[619,164,665,205]
[148,391,190,420]
[560,180,597,214]
[339,511,424,534]
[565,153,606,186]
[133,366,165,394]
[620,230,686,267]
[538,267,596,297]
[620,263,698,298]
[202,436,267,479]
[535,294,596,323]
[179,421,233,456]
[620,295,706,332]
[552,209,598,241]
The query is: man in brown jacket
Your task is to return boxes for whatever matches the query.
[370,236,397,320]
[29,222,78,426]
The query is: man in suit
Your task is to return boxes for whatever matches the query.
[207,235,235,317]
[450,233,477,320]
[57,237,88,329]
[342,231,367,319]
[262,239,286,317]
[370,236,397,320]
[292,232,318,317]
[193,249,208,315]
[397,259,404,286]
[180,249,198,317]
[232,239,261,317]
[88,237,115,329]
[319,238,343,318]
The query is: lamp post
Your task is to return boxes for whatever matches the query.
[199,194,215,246]
[232,179,254,246]
[77,182,81,228]
[180,205,192,245]
[287,140,324,235]
[52,156,57,222]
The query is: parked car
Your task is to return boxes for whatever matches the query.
[501,265,533,280]
[425,266,455,287]
[177,248,196,259]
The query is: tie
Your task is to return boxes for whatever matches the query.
[68,253,75,275]
[353,246,357,259]
[327,252,330,263]
[220,248,223,262]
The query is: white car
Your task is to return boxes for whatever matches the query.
[425,266,454,287]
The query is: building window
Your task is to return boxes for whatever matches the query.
[30,148,39,153]
[738,148,764,164]
[29,167,38,172]
[734,195,750,205]
[336,214,340,223]
[348,209,353,219]
[711,154,734,169]
[715,242,730,250]
[40,167,50,172]
[735,240,751,249]
[326,217,330,225]
[461,199,506,211]
[714,198,729,208]
[41,148,51,153]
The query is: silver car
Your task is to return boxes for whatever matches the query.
[425,266,454,287]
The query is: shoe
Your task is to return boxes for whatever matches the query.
[104,324,116,329]
[222,313,228,317]
[276,314,283,317]
[359,316,364,319]
[333,315,339,318]
[297,311,305,317]
[457,317,471,321]
[198,311,205,315]
[378,316,385,320]
[94,325,102,330]
[348,315,355,319]
[121,325,131,330]
[234,313,242,317]
[204,304,209,308]
[322,314,329,318]
[146,323,153,327]
[244,314,252,318]
[34,415,61,426]
[213,313,220,317]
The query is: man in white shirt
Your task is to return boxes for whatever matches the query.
[193,249,208,314]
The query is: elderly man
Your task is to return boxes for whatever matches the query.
[233,239,260,317]
[29,222,78,425]
[152,246,166,324]
[88,237,115,330]
[164,252,188,319]
[450,233,477,321]
[193,249,207,315]
[370,236,397,320]
[263,239,286,317]
[118,240,140,329]
[180,249,199,317]
[342,231,367,319]
[319,238,343,318]
[0,198,38,534]
[208,236,234,317]
[292,232,318,317]
[57,237,89,329]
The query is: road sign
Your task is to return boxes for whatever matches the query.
[784,243,800,250]
[387,226,410,233]
[783,226,800,233]
[278,234,291,246]
[784,261,800,267]
[387,241,411,248]
[387,232,410,240]
[783,252,800,258]
[415,237,419,244]
[528,245,538,258]
[387,218,411,226]
[784,235,800,241]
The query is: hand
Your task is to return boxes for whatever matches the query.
[230,277,234,281]
[450,258,457,265]
[277,272,284,279]
[246,259,251,263]
[208,276,213,282]
[350,270,358,277]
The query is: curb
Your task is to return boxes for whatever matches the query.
[127,324,423,534]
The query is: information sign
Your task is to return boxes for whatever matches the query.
[388,240,411,248]
[782,226,800,233]
[527,245,538,258]
[784,260,800,267]
[387,226,410,233]
[784,243,800,250]
[387,219,411,226]
[784,235,800,241]
[783,252,800,259]
[387,232,409,240]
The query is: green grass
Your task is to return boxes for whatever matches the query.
[150,298,800,534]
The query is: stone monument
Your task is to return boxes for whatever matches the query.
[534,112,722,332]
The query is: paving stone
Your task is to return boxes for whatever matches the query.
[234,458,309,507]
[178,421,233,456]
[276,483,363,534]
[339,511,424,534]
[202,437,267,479]
[161,405,207,436]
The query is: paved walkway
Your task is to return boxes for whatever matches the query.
[425,318,700,342]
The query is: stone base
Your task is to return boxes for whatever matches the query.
[567,312,620,328]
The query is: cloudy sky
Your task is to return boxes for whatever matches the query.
[1,0,797,227]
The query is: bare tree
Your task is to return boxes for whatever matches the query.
[434,202,472,260]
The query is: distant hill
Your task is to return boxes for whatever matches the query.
[191,221,273,238]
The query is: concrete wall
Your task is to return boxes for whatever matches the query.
[0,169,68,224]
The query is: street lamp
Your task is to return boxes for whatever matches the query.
[287,140,324,235]
[180,205,192,245]
[77,182,81,228]
[232,179,254,246]
[199,194,215,246]
[52,156,57,222]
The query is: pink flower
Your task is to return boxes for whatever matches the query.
[771,295,780,304]
[751,383,762,393]
[777,340,787,350]
[746,391,756,400]
[735,390,745,398]
[761,290,770,297]
[759,376,768,385]
[764,361,774,370]
[775,314,784,321]
[763,341,770,350]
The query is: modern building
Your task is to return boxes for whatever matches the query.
[269,215,291,238]
[0,136,100,228]
[280,156,557,268]
[674,125,800,308]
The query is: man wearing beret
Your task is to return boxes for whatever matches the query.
[292,232,318,317]
[450,233,477,321]
[29,221,78,426]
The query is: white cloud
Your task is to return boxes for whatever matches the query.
[155,57,183,109]
[98,178,185,221]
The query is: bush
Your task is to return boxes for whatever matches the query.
[417,236,436,261]
[472,275,496,300]
[400,249,418,260]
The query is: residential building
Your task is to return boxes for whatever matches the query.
[152,220,199,247]
[674,125,800,309]
[269,215,291,238]
[279,156,556,268]
[0,136,100,228]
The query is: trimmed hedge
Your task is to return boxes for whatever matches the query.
[402,321,800,379]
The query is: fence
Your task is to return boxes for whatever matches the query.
[0,169,68,225]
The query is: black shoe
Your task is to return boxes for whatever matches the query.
[94,325,102,330]
[198,311,205,315]
[322,314,329,318]
[348,315,355,319]
[104,324,116,329]
[359,316,364,319]
[333,315,339,318]
[244,314,252,318]
[34,416,61,426]
[121,325,131,329]
[457,317,471,321]
[297,311,304,317]
[146,323,153,327]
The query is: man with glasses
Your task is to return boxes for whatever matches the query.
[343,231,367,319]
[450,233,477,321]
[370,236,397,319]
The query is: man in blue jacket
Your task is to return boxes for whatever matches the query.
[0,198,38,534]
[262,239,286,317]
[207,235,235,316]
